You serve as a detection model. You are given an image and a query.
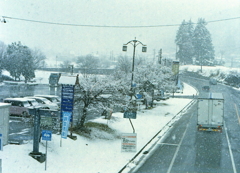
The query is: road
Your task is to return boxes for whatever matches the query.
[133,72,240,173]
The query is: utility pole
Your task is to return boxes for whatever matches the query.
[158,49,162,64]
[153,49,156,62]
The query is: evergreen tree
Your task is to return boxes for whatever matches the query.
[3,42,35,82]
[175,20,194,64]
[193,18,215,66]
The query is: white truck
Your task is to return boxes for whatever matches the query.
[197,92,224,132]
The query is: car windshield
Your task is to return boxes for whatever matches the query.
[49,97,59,103]
[29,100,38,106]
[39,98,52,104]
[23,101,31,107]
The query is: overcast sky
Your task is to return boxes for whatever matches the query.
[1,0,240,60]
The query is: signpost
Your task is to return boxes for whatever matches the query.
[121,133,137,152]
[60,84,76,141]
[124,111,137,119]
[61,112,71,139]
[28,108,58,163]
[42,130,52,171]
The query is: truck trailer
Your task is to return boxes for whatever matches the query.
[197,92,224,132]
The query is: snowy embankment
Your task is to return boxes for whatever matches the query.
[2,82,197,173]
[180,65,240,87]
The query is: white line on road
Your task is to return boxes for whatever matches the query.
[224,121,237,173]
[166,114,192,173]
[158,143,179,146]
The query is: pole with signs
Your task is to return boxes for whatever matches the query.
[123,111,136,133]
[42,130,52,171]
[61,112,71,139]
[60,84,76,143]
[28,108,46,163]
[28,108,58,163]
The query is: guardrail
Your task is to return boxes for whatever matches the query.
[118,97,197,173]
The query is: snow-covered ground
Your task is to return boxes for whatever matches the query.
[1,80,197,173]
[2,64,236,173]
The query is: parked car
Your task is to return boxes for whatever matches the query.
[3,98,33,117]
[34,95,60,107]
[24,97,50,109]
[24,96,59,110]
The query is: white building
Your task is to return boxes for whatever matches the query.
[0,103,10,146]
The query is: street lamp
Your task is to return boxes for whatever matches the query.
[122,38,147,91]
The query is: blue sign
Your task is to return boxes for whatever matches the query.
[124,111,137,119]
[61,84,75,122]
[0,134,2,151]
[42,130,52,141]
[136,94,142,99]
[61,112,71,139]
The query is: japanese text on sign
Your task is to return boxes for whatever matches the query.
[121,133,137,152]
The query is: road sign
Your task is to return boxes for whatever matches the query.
[121,133,137,152]
[61,85,75,122]
[61,112,71,139]
[136,94,142,99]
[0,134,2,151]
[42,130,52,141]
[124,111,137,119]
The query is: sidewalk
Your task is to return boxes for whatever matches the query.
[2,83,197,173]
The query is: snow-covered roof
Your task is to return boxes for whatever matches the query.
[58,75,77,85]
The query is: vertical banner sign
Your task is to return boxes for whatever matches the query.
[0,134,2,151]
[61,84,75,122]
[172,61,180,75]
[61,112,71,139]
[121,133,137,152]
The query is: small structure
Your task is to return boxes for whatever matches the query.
[0,103,11,145]
[49,73,61,86]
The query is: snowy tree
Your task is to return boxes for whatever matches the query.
[175,20,195,64]
[0,41,7,74]
[60,60,72,72]
[3,42,35,82]
[115,55,131,74]
[134,63,175,91]
[31,48,46,69]
[193,18,215,66]
[76,54,99,78]
[74,75,129,130]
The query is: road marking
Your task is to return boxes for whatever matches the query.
[224,121,237,173]
[158,143,179,146]
[234,104,240,124]
[167,120,190,173]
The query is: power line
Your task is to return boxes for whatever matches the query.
[2,16,240,28]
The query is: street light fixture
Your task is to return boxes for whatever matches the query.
[122,38,147,134]
[122,38,147,91]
